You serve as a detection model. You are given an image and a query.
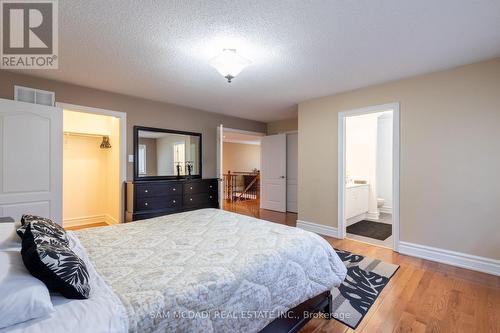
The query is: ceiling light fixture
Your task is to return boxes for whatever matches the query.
[209,49,251,83]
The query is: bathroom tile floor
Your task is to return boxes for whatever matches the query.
[346,233,393,248]
[347,212,393,248]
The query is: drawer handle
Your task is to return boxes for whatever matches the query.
[209,195,213,199]
[190,186,193,190]
[173,200,176,203]
[189,198,193,201]
[144,189,148,193]
[144,202,148,206]
[209,185,212,188]
[173,188,176,191]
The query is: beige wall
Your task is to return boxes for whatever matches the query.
[298,57,500,259]
[267,117,298,134]
[0,71,267,180]
[223,142,261,174]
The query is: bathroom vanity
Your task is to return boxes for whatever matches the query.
[345,183,369,225]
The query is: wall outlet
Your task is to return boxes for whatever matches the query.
[128,155,134,163]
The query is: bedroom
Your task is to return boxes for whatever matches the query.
[0,1,499,333]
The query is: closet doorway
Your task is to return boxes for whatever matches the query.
[58,103,126,228]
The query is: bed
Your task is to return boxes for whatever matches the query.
[2,209,347,333]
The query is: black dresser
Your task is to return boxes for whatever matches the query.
[126,178,219,222]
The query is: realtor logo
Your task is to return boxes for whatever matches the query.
[1,0,58,69]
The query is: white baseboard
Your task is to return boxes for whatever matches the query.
[366,211,380,220]
[297,220,339,238]
[297,220,499,276]
[64,215,107,227]
[399,241,500,276]
[104,214,119,225]
[379,206,392,214]
[346,213,366,226]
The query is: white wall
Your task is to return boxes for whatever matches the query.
[376,113,393,212]
[345,111,393,217]
[345,114,378,216]
[156,134,197,176]
[156,136,175,175]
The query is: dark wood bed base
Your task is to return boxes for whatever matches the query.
[259,291,332,333]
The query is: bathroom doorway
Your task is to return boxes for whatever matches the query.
[338,103,400,250]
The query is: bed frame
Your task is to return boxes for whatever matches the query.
[259,291,332,333]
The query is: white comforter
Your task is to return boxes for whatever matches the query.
[5,209,346,333]
[75,209,347,333]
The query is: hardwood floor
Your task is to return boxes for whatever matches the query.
[223,199,297,226]
[67,201,500,332]
[224,199,500,333]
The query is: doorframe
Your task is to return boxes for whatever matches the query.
[220,127,266,171]
[219,127,266,207]
[56,102,127,224]
[223,127,266,145]
[337,102,400,251]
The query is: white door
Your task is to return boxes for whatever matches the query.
[260,134,286,212]
[0,99,62,223]
[216,124,224,208]
[286,133,298,213]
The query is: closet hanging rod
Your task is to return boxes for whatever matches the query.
[63,131,108,138]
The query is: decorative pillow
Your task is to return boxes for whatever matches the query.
[0,251,54,328]
[21,223,90,299]
[17,214,68,246]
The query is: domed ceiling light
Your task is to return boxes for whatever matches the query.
[209,49,251,83]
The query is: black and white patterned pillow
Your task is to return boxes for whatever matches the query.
[17,215,68,246]
[21,223,90,299]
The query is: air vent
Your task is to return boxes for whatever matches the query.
[14,85,55,106]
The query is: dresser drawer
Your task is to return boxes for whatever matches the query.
[183,180,217,194]
[126,179,219,222]
[183,192,217,208]
[136,183,181,198]
[136,195,181,211]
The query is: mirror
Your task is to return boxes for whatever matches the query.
[134,126,201,179]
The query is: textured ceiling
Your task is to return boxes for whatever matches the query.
[16,0,500,122]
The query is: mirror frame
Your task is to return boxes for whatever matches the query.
[133,125,202,181]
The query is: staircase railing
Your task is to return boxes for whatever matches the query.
[223,171,260,202]
[238,173,260,201]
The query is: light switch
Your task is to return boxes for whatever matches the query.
[128,155,134,162]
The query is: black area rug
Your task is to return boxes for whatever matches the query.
[346,220,392,240]
[331,249,399,329]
